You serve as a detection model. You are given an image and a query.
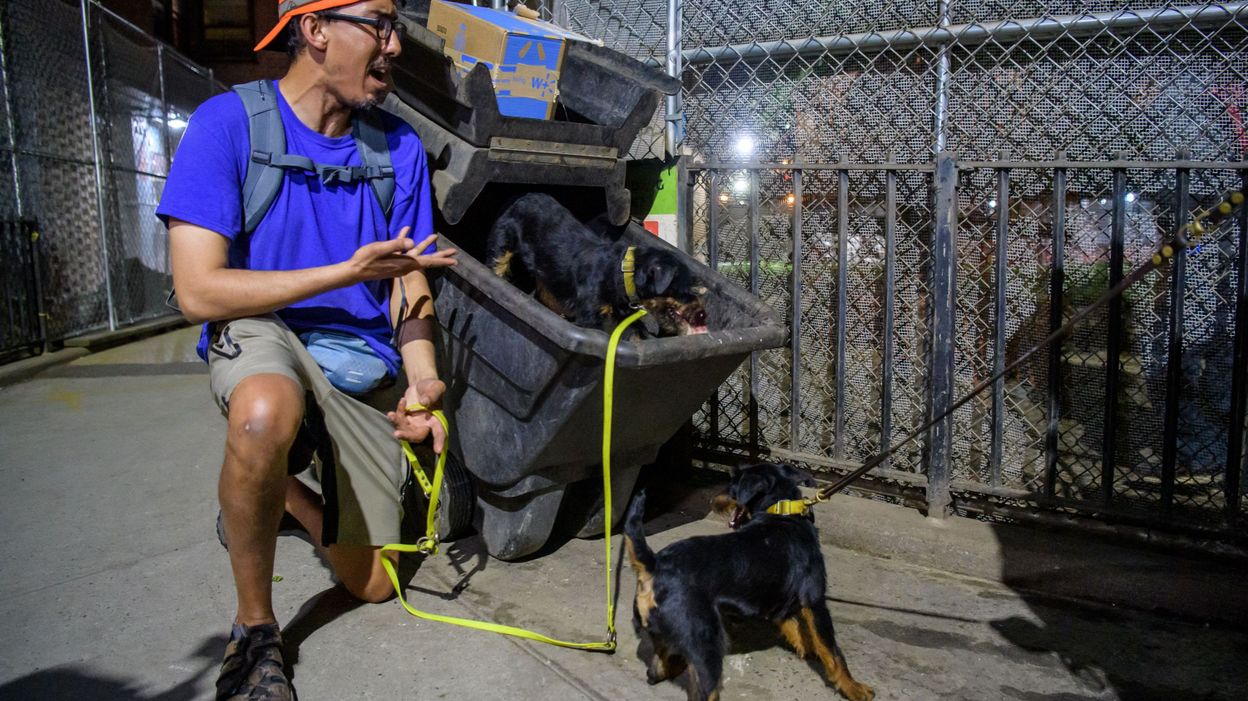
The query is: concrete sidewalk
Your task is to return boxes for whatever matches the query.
[1,328,1245,700]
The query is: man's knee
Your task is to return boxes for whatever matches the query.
[346,574,396,604]
[226,375,304,460]
[336,548,397,604]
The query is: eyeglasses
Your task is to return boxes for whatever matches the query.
[317,12,407,45]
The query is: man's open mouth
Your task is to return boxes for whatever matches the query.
[368,65,391,84]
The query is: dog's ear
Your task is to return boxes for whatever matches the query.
[644,261,677,296]
[777,462,817,487]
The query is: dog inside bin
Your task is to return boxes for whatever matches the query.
[435,184,729,337]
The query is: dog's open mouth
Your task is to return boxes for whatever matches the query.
[680,306,709,335]
[728,505,748,529]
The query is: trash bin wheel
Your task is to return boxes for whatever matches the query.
[434,452,475,541]
[478,485,566,561]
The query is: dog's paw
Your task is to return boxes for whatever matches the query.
[845,682,875,701]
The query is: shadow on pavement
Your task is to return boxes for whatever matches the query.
[988,523,1248,701]
[0,635,226,701]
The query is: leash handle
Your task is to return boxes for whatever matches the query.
[812,186,1247,503]
[399,402,448,554]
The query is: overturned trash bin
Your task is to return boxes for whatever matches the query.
[387,18,677,227]
[429,227,785,560]
[385,12,785,560]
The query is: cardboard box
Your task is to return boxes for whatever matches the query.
[427,1,585,120]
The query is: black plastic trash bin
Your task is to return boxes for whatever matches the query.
[429,225,785,560]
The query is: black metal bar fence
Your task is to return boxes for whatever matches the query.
[0,0,222,353]
[689,157,1248,538]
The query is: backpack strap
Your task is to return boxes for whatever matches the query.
[234,80,397,231]
[234,80,291,235]
[352,108,396,218]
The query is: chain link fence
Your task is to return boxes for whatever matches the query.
[554,0,1248,537]
[0,0,221,356]
[549,0,670,158]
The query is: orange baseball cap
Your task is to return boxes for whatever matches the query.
[253,0,366,52]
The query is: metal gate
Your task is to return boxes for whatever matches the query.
[549,0,1248,539]
[0,0,221,349]
[0,218,42,360]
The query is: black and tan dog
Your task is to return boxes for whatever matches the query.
[487,193,709,335]
[624,463,874,701]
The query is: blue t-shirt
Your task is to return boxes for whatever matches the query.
[156,81,434,376]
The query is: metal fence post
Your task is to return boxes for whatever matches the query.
[932,0,952,153]
[790,165,803,453]
[707,169,720,442]
[991,158,1010,488]
[928,152,958,517]
[834,163,848,461]
[748,167,760,457]
[156,42,173,279]
[1227,166,1248,522]
[1102,158,1128,506]
[1045,156,1067,498]
[157,43,172,173]
[881,155,897,471]
[1160,158,1190,516]
[665,0,683,158]
[0,7,23,218]
[677,157,691,254]
[80,0,118,331]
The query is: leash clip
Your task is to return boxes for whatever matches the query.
[416,535,439,556]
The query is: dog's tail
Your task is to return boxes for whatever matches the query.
[623,490,657,574]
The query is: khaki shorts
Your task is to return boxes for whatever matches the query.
[207,315,407,547]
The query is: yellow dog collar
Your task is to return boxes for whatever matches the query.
[765,499,811,516]
[620,246,640,306]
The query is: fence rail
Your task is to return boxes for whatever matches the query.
[681,3,1248,64]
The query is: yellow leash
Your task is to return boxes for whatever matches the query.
[379,308,649,652]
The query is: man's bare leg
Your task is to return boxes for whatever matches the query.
[219,374,305,626]
[283,477,397,603]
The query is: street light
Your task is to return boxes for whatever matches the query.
[734,134,755,157]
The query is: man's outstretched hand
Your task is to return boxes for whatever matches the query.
[388,377,448,454]
[347,228,457,283]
